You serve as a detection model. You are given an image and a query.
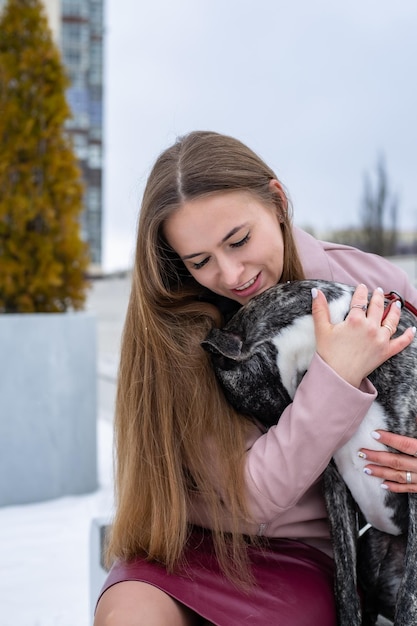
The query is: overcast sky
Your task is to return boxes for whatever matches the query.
[102,0,417,271]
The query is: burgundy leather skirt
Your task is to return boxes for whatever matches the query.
[97,528,337,625]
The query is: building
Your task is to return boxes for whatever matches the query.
[61,0,104,265]
[0,0,104,265]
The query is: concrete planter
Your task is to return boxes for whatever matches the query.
[0,312,98,506]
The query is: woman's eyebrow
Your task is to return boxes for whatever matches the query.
[221,225,244,242]
[181,251,205,261]
[181,225,245,261]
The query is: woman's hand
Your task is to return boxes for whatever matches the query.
[359,430,417,493]
[311,283,416,388]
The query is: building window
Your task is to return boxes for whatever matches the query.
[65,48,81,65]
[88,144,102,169]
[62,0,88,19]
[90,2,103,32]
[65,23,81,42]
[72,133,89,160]
[87,186,101,212]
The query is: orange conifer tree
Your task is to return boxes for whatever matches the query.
[0,0,90,313]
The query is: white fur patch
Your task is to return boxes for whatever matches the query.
[334,405,401,535]
[272,315,316,398]
[271,291,352,399]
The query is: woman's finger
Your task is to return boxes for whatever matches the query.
[311,287,331,329]
[359,286,383,319]
[359,430,417,492]
[380,300,402,337]
[367,430,417,457]
[346,284,369,317]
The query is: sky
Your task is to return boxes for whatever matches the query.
[101,0,417,272]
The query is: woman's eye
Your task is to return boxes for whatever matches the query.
[192,257,210,270]
[231,233,250,248]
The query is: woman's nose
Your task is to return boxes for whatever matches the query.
[217,257,243,287]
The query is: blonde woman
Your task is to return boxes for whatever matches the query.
[95,131,417,626]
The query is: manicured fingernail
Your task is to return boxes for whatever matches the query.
[311,287,318,299]
[412,327,416,335]
[363,467,372,475]
[395,300,402,309]
[381,483,389,490]
[377,287,384,293]
[358,451,367,459]
[371,431,381,440]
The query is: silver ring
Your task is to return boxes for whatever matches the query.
[382,322,396,336]
[406,471,412,484]
[350,304,368,312]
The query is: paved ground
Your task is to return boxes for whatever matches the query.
[86,273,131,422]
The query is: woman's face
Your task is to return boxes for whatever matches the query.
[163,189,285,304]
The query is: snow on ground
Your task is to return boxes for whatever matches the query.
[0,418,114,626]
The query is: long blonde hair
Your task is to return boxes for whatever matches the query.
[106,131,305,581]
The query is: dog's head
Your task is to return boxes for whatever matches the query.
[202,280,352,428]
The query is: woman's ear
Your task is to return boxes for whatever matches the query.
[268,178,285,197]
[268,179,287,221]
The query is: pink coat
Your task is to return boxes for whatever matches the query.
[189,227,417,557]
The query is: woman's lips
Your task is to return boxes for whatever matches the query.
[231,272,262,299]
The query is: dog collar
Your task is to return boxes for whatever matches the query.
[382,291,417,322]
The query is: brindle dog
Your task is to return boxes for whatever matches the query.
[202,279,417,626]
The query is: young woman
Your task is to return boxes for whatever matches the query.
[94,131,417,626]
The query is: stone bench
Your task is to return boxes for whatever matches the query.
[89,517,111,621]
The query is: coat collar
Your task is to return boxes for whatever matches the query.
[292,226,333,280]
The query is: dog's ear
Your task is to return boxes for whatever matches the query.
[201,328,242,359]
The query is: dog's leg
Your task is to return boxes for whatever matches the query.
[323,462,362,626]
[357,528,403,625]
[393,494,417,626]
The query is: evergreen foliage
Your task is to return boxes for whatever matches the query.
[0,0,90,313]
